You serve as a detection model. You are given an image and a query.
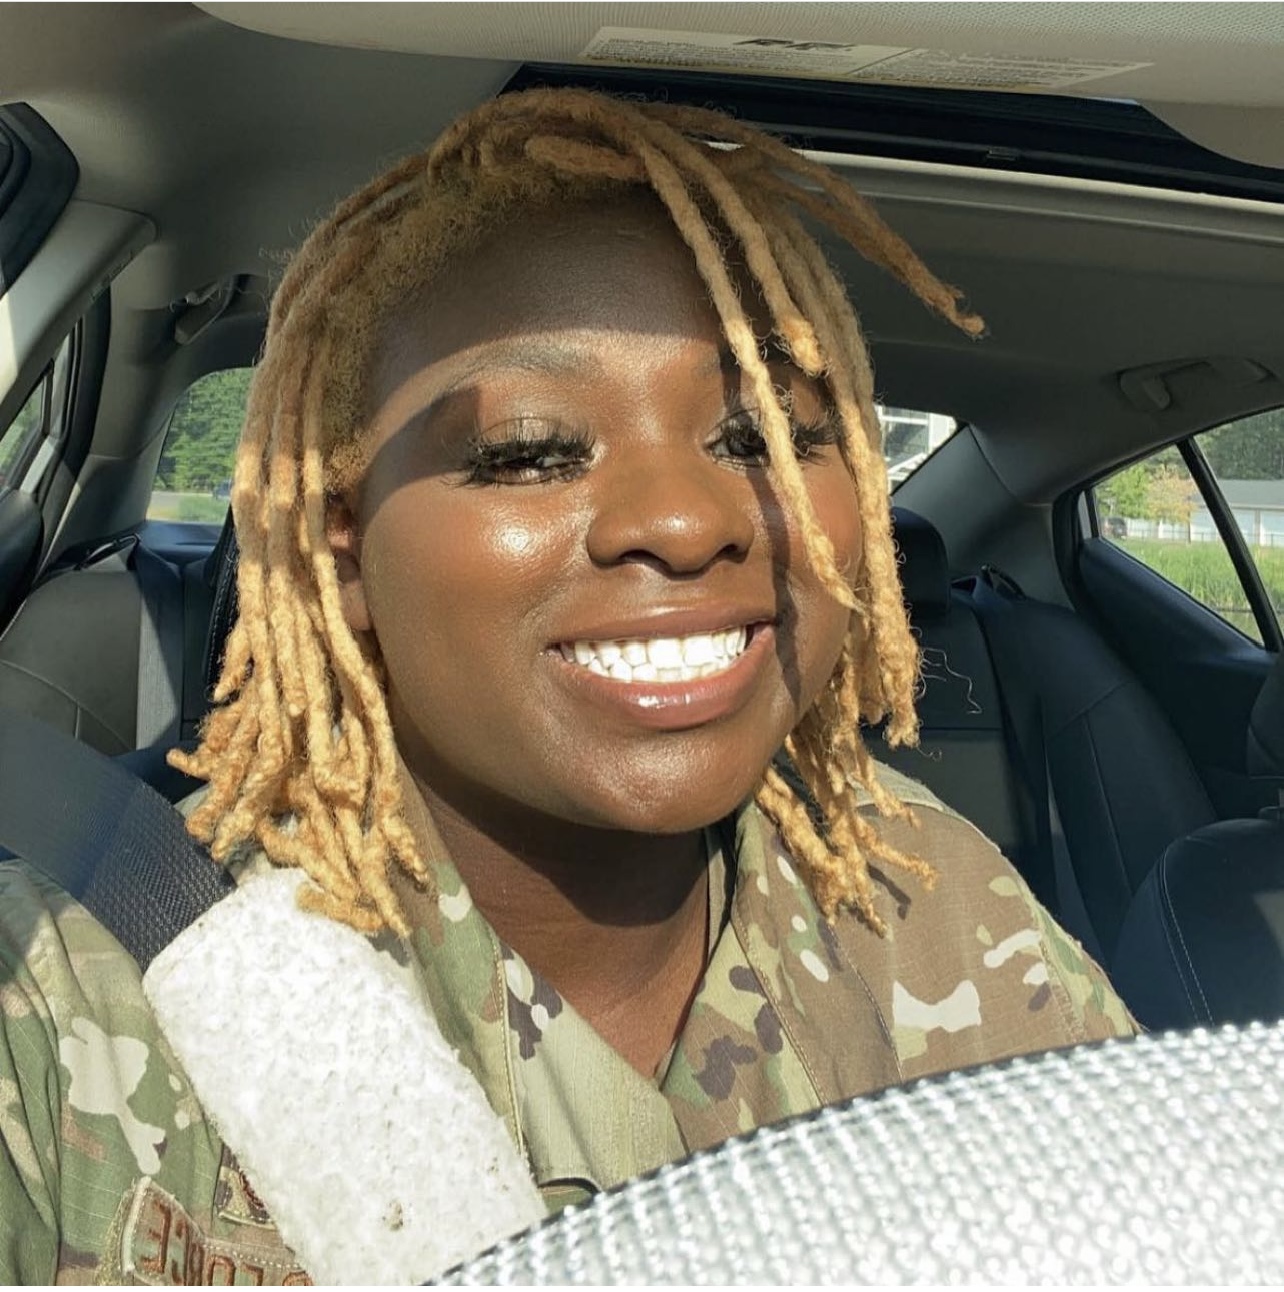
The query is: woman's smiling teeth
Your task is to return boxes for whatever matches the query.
[559,627,749,683]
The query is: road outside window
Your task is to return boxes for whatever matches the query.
[1094,411,1284,643]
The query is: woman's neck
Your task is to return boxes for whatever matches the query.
[404,772,711,1078]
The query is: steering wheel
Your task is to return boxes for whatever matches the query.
[444,1022,1284,1284]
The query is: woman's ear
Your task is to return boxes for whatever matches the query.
[326,494,373,634]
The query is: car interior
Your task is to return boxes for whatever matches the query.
[0,3,1282,1037]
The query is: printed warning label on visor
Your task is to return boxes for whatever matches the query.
[580,29,1151,90]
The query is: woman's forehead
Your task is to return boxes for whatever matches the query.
[371,196,764,389]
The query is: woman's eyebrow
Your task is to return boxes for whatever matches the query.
[700,343,809,380]
[432,337,608,399]
[374,337,606,437]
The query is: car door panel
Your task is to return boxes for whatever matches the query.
[1077,534,1274,819]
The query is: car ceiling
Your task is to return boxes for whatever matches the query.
[201,2,1284,164]
[1,2,1284,519]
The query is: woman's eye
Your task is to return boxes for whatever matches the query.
[462,423,595,485]
[715,412,839,466]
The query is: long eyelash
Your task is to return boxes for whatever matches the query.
[791,416,841,454]
[724,408,840,460]
[461,425,596,485]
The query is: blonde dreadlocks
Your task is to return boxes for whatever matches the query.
[172,87,984,938]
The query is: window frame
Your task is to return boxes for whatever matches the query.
[0,326,79,500]
[1178,435,1282,651]
[1084,428,1284,653]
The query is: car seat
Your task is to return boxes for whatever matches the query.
[1111,650,1284,1028]
[964,569,1218,965]
[0,512,235,797]
[876,509,1028,870]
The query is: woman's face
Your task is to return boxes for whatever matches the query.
[333,197,861,838]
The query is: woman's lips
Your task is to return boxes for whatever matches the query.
[546,622,776,731]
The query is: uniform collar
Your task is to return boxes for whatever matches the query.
[387,780,901,1199]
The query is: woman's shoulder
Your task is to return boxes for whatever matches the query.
[0,858,223,1282]
[861,762,1135,1064]
[740,762,1135,1087]
[0,855,162,1049]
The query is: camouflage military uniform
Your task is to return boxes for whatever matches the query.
[0,764,1134,1283]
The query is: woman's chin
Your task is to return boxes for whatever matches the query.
[565,777,761,837]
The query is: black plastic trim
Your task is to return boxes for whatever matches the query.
[39,291,110,571]
[0,104,79,293]
[1179,436,1284,653]
[503,64,1284,203]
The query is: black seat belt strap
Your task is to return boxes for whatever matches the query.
[0,709,234,969]
[968,572,1060,912]
[969,570,1104,959]
[133,542,184,750]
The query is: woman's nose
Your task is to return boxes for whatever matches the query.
[585,451,756,575]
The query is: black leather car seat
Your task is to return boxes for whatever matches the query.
[965,570,1218,965]
[877,509,1028,871]
[1111,651,1284,1029]
[0,512,234,774]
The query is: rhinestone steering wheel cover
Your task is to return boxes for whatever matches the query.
[443,1023,1284,1284]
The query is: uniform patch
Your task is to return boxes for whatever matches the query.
[215,1147,274,1229]
[119,1179,312,1285]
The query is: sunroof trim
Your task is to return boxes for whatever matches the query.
[503,64,1284,205]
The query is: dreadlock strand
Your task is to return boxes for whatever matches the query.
[268,159,430,336]
[762,202,924,744]
[296,343,417,926]
[618,135,856,610]
[286,375,368,815]
[628,120,824,375]
[644,101,983,338]
[523,135,646,183]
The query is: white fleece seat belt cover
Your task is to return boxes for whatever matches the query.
[143,868,544,1285]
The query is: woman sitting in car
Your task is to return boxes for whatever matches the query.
[0,88,1132,1285]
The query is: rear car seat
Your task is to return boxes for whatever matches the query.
[877,509,1028,872]
[0,513,234,797]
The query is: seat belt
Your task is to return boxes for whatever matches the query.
[0,708,234,970]
[967,570,1105,963]
[132,541,185,749]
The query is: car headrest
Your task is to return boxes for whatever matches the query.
[203,509,239,697]
[891,506,950,620]
[1248,649,1284,779]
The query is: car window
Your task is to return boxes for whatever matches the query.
[1092,414,1284,644]
[0,330,74,495]
[0,382,44,492]
[147,367,253,522]
[1200,409,1284,635]
[880,405,957,486]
